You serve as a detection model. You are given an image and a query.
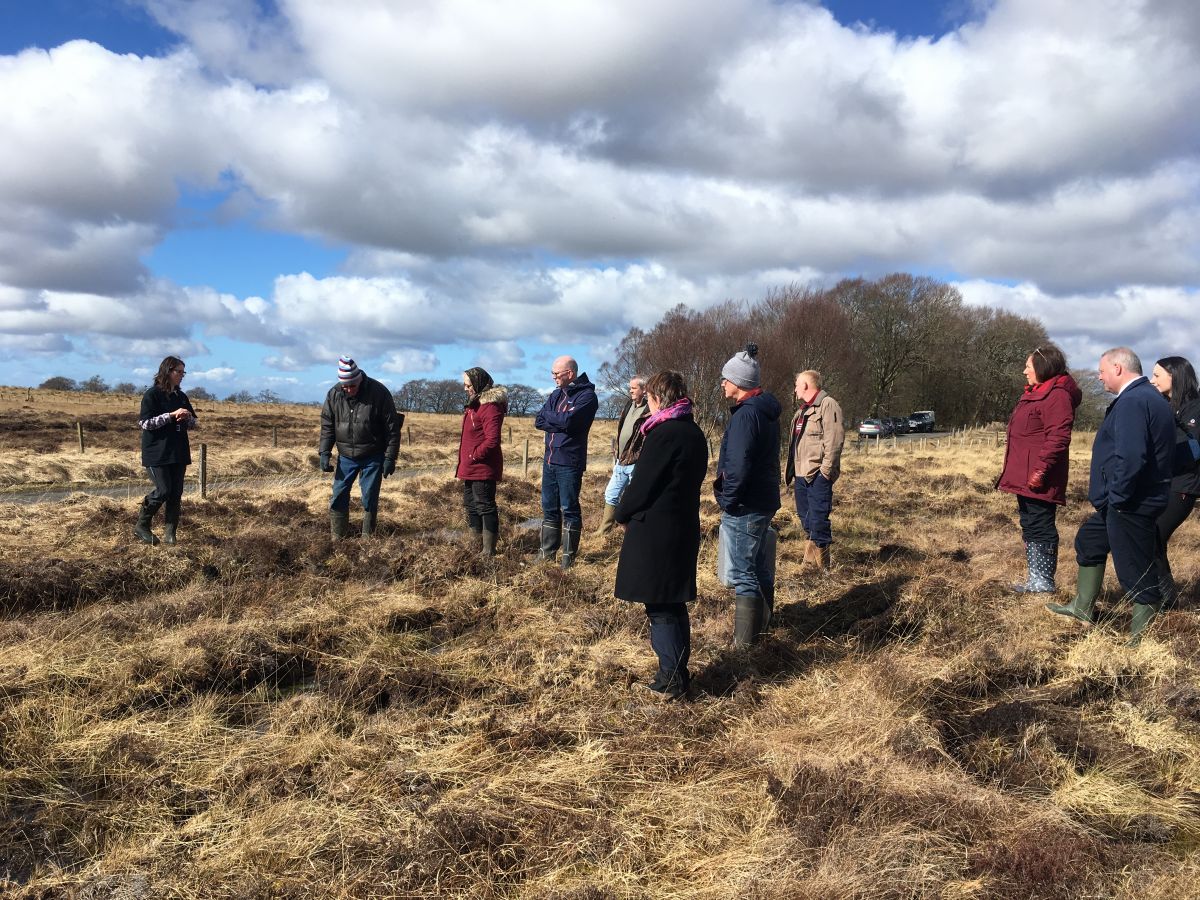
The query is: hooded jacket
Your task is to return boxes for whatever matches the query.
[997,372,1083,505]
[714,390,782,516]
[1088,376,1175,515]
[319,373,401,462]
[535,373,598,470]
[457,386,507,481]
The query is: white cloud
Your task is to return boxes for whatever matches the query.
[379,349,439,377]
[188,366,237,382]
[0,0,1196,383]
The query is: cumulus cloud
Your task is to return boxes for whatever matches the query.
[0,0,1196,384]
[379,349,440,377]
[188,366,237,382]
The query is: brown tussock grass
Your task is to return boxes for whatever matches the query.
[1,408,1199,897]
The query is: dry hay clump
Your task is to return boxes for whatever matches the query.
[2,434,1200,897]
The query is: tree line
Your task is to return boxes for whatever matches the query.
[391,379,546,416]
[36,376,284,404]
[598,273,1107,433]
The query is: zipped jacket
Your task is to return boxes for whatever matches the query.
[997,373,1082,505]
[457,386,507,481]
[714,391,782,516]
[1170,396,1200,496]
[784,390,845,486]
[140,386,196,467]
[319,374,401,462]
[1088,377,1175,515]
[535,373,598,470]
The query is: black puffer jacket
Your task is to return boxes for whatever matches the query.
[319,374,401,462]
[1171,396,1200,496]
[140,386,195,467]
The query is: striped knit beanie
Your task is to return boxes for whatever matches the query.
[337,356,363,384]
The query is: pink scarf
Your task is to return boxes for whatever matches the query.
[640,398,694,434]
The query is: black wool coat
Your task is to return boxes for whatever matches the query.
[614,416,709,606]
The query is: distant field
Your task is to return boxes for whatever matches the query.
[1,389,1198,898]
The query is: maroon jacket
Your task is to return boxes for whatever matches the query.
[997,373,1082,505]
[456,386,507,481]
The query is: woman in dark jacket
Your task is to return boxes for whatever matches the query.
[134,356,197,545]
[1150,356,1200,604]
[996,343,1081,593]
[456,367,507,557]
[614,371,709,700]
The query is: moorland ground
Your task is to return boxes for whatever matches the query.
[1,388,1199,898]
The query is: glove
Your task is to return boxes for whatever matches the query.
[319,453,334,473]
[1027,470,1045,491]
[383,458,396,478]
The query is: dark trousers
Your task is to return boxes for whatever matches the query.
[462,479,499,533]
[645,602,690,688]
[144,463,187,523]
[1156,491,1197,591]
[1075,505,1162,605]
[1017,495,1059,544]
[541,462,583,528]
[794,472,834,547]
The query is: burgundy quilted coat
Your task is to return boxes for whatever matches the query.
[997,373,1082,505]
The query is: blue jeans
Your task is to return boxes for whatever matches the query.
[603,462,636,506]
[541,461,584,528]
[718,511,775,601]
[330,454,384,513]
[794,472,834,547]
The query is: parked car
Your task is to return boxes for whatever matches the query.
[858,418,886,437]
[909,410,935,433]
[890,416,910,435]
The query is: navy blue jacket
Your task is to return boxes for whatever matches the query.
[535,373,598,470]
[1088,376,1175,515]
[714,391,782,515]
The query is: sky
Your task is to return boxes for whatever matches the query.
[0,0,1197,401]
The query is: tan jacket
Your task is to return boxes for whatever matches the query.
[784,391,845,485]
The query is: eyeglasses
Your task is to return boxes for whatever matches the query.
[172,368,186,375]
[551,370,571,378]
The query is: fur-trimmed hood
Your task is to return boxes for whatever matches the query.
[478,385,508,408]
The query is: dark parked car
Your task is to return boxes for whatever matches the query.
[909,411,935,433]
[890,417,910,435]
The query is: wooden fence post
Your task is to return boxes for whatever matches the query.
[199,443,208,499]
[406,425,413,445]
[272,425,278,448]
[77,421,84,454]
[523,439,530,477]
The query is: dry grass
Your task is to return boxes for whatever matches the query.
[1,398,1199,897]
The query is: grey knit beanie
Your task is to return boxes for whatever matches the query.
[721,342,761,389]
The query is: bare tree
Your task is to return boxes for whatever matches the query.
[81,375,109,393]
[505,384,545,416]
[39,376,77,391]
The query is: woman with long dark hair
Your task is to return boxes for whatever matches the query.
[456,367,507,557]
[996,343,1081,593]
[1150,356,1200,604]
[613,371,709,700]
[134,356,196,545]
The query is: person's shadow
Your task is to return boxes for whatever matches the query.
[691,573,912,697]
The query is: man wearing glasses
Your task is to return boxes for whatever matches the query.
[318,355,402,538]
[534,356,598,567]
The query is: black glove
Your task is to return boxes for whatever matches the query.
[383,458,396,478]
[319,452,334,473]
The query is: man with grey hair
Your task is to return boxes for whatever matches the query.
[596,374,650,537]
[535,355,598,568]
[1047,347,1175,644]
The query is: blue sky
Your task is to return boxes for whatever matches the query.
[0,0,1196,401]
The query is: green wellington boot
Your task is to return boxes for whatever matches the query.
[1045,564,1104,625]
[330,510,349,539]
[361,511,377,537]
[1127,602,1161,647]
[133,502,160,545]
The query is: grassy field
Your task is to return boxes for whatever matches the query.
[1,389,1199,898]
